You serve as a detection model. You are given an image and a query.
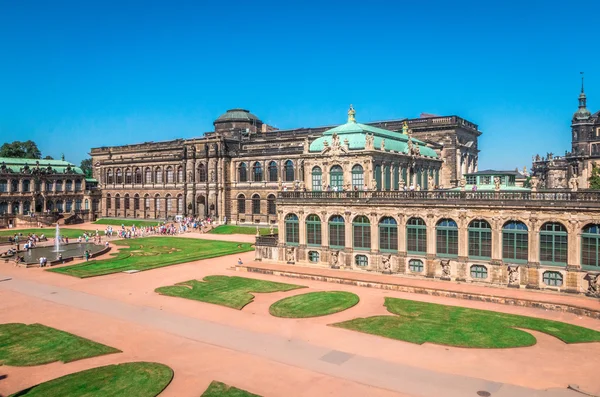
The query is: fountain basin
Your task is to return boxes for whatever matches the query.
[20,243,108,265]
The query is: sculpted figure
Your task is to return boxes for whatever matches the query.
[330,250,339,267]
[286,247,295,263]
[494,176,501,190]
[585,273,600,297]
[507,265,520,285]
[440,259,451,277]
[381,254,392,272]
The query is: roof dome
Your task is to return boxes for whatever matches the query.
[214,108,261,124]
[574,107,592,120]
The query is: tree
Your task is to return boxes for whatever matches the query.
[44,155,54,160]
[0,140,42,159]
[589,163,600,190]
[80,158,93,178]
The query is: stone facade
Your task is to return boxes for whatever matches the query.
[91,109,480,223]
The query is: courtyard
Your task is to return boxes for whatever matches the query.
[0,224,599,397]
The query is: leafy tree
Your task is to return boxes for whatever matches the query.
[0,140,42,159]
[44,155,54,160]
[80,158,93,178]
[589,163,600,190]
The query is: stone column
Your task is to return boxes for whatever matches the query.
[321,212,329,249]
[526,217,540,289]
[457,214,469,259]
[344,212,352,251]
[491,217,502,264]
[370,213,379,252]
[567,220,580,269]
[298,213,307,246]
[425,215,437,277]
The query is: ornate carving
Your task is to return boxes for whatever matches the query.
[584,273,600,297]
[380,139,385,151]
[494,176,501,191]
[381,254,392,274]
[440,259,451,278]
[365,133,374,150]
[348,104,356,123]
[330,250,340,267]
[507,265,520,286]
[285,247,295,263]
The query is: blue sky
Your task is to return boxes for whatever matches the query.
[1,0,598,169]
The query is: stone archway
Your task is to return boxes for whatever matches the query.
[196,195,206,217]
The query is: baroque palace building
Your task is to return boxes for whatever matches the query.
[91,106,481,222]
[0,157,99,227]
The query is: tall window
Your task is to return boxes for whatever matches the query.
[284,160,295,182]
[267,194,276,215]
[330,165,343,189]
[238,163,248,182]
[166,195,172,212]
[198,164,207,182]
[155,167,163,183]
[352,165,364,189]
[0,180,6,192]
[237,194,246,214]
[285,213,299,245]
[144,195,150,210]
[374,164,382,190]
[384,165,391,191]
[155,195,161,211]
[268,161,278,182]
[503,221,528,262]
[135,168,142,184]
[581,224,600,268]
[45,181,53,192]
[116,169,123,184]
[65,180,72,192]
[177,195,183,213]
[134,194,140,210]
[436,219,458,257]
[306,214,322,246]
[55,180,63,192]
[115,194,121,210]
[407,217,427,254]
[166,167,174,183]
[468,220,492,259]
[312,166,322,191]
[124,194,130,210]
[74,179,82,191]
[379,217,398,251]
[252,194,261,214]
[64,200,71,213]
[145,168,152,183]
[540,222,568,265]
[329,215,345,248]
[252,162,263,182]
[353,215,371,250]
[125,169,132,184]
[106,194,111,209]
[75,199,82,210]
[177,167,183,183]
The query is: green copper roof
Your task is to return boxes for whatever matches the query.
[309,121,438,158]
[0,157,84,175]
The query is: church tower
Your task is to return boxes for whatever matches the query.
[571,73,593,155]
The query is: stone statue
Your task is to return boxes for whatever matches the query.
[459,177,466,190]
[278,178,283,190]
[522,166,527,175]
[322,179,327,191]
[381,254,392,274]
[365,133,374,150]
[261,246,269,259]
[428,174,434,190]
[331,133,341,150]
[399,178,405,190]
[269,224,274,235]
[507,265,520,286]
[285,247,295,263]
[188,170,194,182]
[370,178,378,191]
[256,226,260,236]
[303,137,309,153]
[210,170,215,182]
[569,176,579,191]
[380,139,385,151]
[494,176,501,191]
[440,259,451,278]
[348,104,356,123]
[535,154,541,162]
[584,273,600,298]
[529,176,539,191]
[330,250,340,268]
[402,120,409,135]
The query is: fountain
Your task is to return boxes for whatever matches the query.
[53,223,63,253]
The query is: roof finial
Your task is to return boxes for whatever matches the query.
[347,104,356,123]
[581,71,585,94]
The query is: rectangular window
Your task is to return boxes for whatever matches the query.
[466,176,476,184]
[307,223,322,246]
[329,224,345,248]
[480,176,491,185]
[407,227,426,254]
[312,172,322,191]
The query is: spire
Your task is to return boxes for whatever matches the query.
[347,104,356,123]
[579,71,587,108]
[581,71,585,94]
[574,72,591,121]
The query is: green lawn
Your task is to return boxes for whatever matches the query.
[270,291,360,318]
[0,228,95,239]
[10,362,173,397]
[210,225,275,236]
[156,275,305,310]
[0,323,120,366]
[201,381,261,397]
[94,218,163,227]
[48,237,254,278]
[332,298,600,349]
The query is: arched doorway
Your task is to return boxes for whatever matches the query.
[196,195,206,217]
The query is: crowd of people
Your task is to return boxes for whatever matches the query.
[103,216,216,240]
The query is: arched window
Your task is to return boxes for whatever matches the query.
[155,167,163,184]
[407,217,427,254]
[145,167,152,183]
[329,215,345,248]
[135,168,142,184]
[177,167,183,183]
[114,194,121,210]
[470,265,488,279]
[154,195,161,211]
[353,215,371,250]
[65,180,72,192]
[166,194,172,212]
[198,164,207,182]
[107,169,113,184]
[355,255,368,267]
[543,271,563,287]
[253,162,263,182]
[74,199,81,211]
[134,194,140,210]
[252,194,261,214]
[239,163,248,182]
[237,194,246,214]
[106,194,111,209]
[268,161,278,182]
[284,160,294,182]
[124,194,130,210]
[177,195,183,213]
[581,224,600,268]
[116,169,123,184]
[84,199,89,210]
[285,213,299,245]
[267,194,276,215]
[436,219,458,257]
[125,168,132,184]
[540,222,568,265]
[166,167,174,183]
[306,214,322,246]
[379,217,398,251]
[503,221,528,262]
[55,180,63,192]
[352,165,364,189]
[312,166,322,191]
[330,165,343,190]
[144,194,150,210]
[74,179,82,191]
[468,220,492,259]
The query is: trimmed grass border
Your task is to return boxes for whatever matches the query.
[9,362,173,397]
[0,228,96,240]
[156,275,305,310]
[0,323,120,366]
[270,291,359,318]
[94,218,163,227]
[209,225,275,236]
[333,297,600,349]
[48,237,253,278]
[201,381,261,397]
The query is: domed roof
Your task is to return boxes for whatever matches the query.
[574,107,592,120]
[214,108,261,124]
